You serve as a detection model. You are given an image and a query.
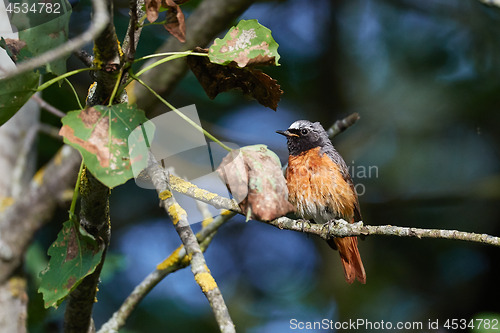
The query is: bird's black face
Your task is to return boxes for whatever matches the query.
[277,120,331,156]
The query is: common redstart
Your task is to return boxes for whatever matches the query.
[277,120,366,284]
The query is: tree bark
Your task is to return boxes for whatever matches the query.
[0,101,38,333]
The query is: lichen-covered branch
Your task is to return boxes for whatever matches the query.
[63,0,120,330]
[122,0,145,61]
[268,218,500,247]
[166,176,500,247]
[146,154,235,333]
[97,210,236,333]
[169,175,240,212]
[63,167,110,333]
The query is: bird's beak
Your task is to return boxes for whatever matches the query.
[276,130,299,137]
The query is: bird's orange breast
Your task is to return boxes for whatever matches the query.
[286,147,357,223]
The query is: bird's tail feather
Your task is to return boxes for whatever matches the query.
[328,237,366,284]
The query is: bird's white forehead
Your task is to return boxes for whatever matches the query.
[288,120,310,130]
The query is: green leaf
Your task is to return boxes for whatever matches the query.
[0,0,71,125]
[0,71,40,126]
[209,19,280,68]
[60,104,153,189]
[8,0,72,76]
[17,0,72,76]
[38,218,104,309]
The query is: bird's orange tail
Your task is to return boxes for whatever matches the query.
[331,237,366,284]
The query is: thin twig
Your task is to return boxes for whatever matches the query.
[97,210,236,333]
[11,123,62,198]
[326,112,360,138]
[0,0,109,79]
[269,218,500,247]
[74,50,94,67]
[146,154,235,333]
[478,0,500,7]
[31,95,66,118]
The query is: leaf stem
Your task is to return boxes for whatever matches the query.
[108,68,124,107]
[64,78,83,110]
[133,51,208,63]
[37,67,96,92]
[135,52,201,77]
[69,161,84,218]
[120,52,208,94]
[142,20,167,27]
[130,72,232,152]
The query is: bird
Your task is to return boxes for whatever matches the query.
[277,120,366,284]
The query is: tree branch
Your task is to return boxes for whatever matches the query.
[31,95,66,118]
[97,210,236,333]
[478,0,500,7]
[0,145,81,283]
[326,112,360,138]
[122,0,145,62]
[11,123,61,198]
[268,218,500,247]
[164,175,500,248]
[63,0,120,330]
[169,175,240,211]
[63,166,111,333]
[146,154,235,333]
[1,0,109,79]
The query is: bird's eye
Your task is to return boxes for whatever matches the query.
[301,128,309,135]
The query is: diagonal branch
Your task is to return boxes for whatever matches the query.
[146,154,235,333]
[478,0,500,7]
[97,210,236,333]
[0,145,81,282]
[326,112,360,138]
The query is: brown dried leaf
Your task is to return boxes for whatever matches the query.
[145,0,162,23]
[164,1,186,43]
[187,48,282,110]
[1,38,27,62]
[144,0,187,43]
[217,145,294,221]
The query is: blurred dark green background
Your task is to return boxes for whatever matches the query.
[32,0,500,332]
